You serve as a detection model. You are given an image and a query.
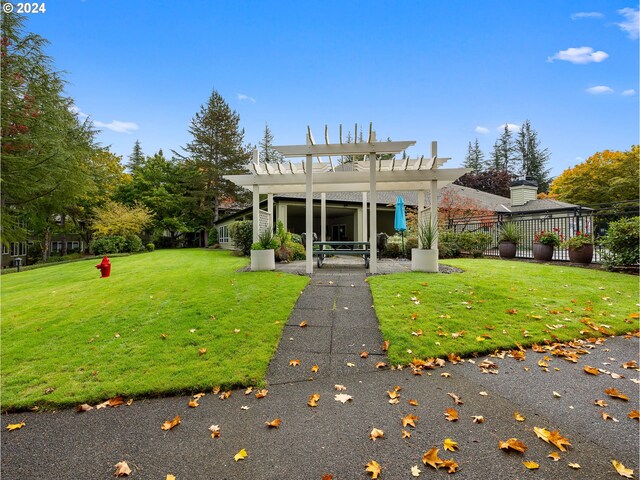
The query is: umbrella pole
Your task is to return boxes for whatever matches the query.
[402,231,405,257]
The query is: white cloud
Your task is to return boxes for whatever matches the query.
[616,8,639,39]
[547,46,609,64]
[69,105,89,119]
[621,89,637,96]
[575,156,584,162]
[497,123,520,132]
[474,126,489,134]
[586,85,614,94]
[237,93,256,103]
[571,11,603,19]
[94,120,140,134]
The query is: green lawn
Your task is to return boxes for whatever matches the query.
[1,249,308,411]
[369,259,639,365]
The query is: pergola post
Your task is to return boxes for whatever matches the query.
[362,192,368,242]
[305,153,313,274]
[252,186,260,243]
[368,133,377,273]
[417,190,425,248]
[430,141,439,252]
[321,193,327,242]
[267,193,273,230]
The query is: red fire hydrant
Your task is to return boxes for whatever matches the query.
[95,256,111,278]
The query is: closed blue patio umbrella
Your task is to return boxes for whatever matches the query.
[394,196,407,254]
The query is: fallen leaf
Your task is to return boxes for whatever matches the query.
[381,340,390,351]
[602,412,619,422]
[472,415,485,423]
[506,309,518,315]
[114,461,131,477]
[188,399,199,408]
[411,465,421,477]
[198,348,207,356]
[360,351,369,358]
[622,360,638,369]
[514,412,525,422]
[448,392,463,405]
[334,384,347,391]
[311,364,319,373]
[568,463,581,469]
[441,372,451,378]
[375,362,387,369]
[444,408,459,421]
[76,404,93,413]
[322,475,334,480]
[628,410,639,420]
[605,388,629,401]
[612,460,635,478]
[6,422,25,431]
[548,451,561,461]
[308,393,320,407]
[289,359,301,367]
[240,406,249,410]
[594,399,609,407]
[161,415,181,431]
[523,461,539,470]
[108,396,125,407]
[299,321,308,328]
[365,460,382,479]
[443,438,459,451]
[209,424,220,438]
[346,362,355,367]
[402,414,419,427]
[553,391,562,398]
[408,399,419,406]
[584,366,600,375]
[234,449,248,462]
[422,448,443,469]
[335,393,353,404]
[212,386,221,394]
[255,389,268,399]
[402,430,412,438]
[166,475,176,480]
[442,459,459,473]
[499,438,527,453]
[534,427,572,451]
[219,391,231,400]
[265,418,281,428]
[369,428,384,441]
[479,391,488,396]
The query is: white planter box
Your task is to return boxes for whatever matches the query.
[411,248,438,272]
[251,249,275,271]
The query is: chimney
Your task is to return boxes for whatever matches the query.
[510,177,538,206]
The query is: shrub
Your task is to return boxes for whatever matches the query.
[208,226,219,246]
[124,235,144,253]
[146,243,155,252]
[600,216,639,267]
[229,221,253,256]
[291,233,303,245]
[405,236,418,252]
[456,231,492,257]
[382,242,403,258]
[90,235,126,255]
[438,230,461,258]
[252,230,277,250]
[288,242,306,260]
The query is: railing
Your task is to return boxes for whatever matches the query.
[447,201,638,263]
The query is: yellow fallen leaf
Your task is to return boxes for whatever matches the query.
[234,449,248,462]
[369,428,384,441]
[523,461,539,470]
[308,393,320,407]
[161,415,181,431]
[628,410,639,420]
[114,461,132,477]
[381,340,390,351]
[375,362,387,369]
[265,418,281,428]
[166,475,176,480]
[198,348,207,356]
[208,424,220,438]
[605,388,629,401]
[443,438,458,451]
[299,321,308,327]
[6,422,25,431]
[402,414,419,428]
[612,460,635,478]
[472,415,485,423]
[188,399,199,408]
[255,389,268,399]
[289,359,301,367]
[568,463,581,469]
[402,430,412,438]
[442,459,459,473]
[311,365,319,373]
[365,460,381,479]
[514,412,525,422]
[444,408,459,421]
[548,451,561,461]
[422,448,443,469]
[408,399,419,406]
[360,351,369,358]
[499,438,527,453]
[584,365,600,375]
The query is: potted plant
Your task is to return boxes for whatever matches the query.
[533,229,562,261]
[498,222,522,259]
[274,220,292,263]
[411,216,438,272]
[250,230,277,271]
[562,231,594,265]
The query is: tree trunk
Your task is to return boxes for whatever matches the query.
[42,227,51,262]
[60,215,67,256]
[214,194,219,222]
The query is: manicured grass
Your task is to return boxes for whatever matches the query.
[1,249,308,411]
[369,259,639,365]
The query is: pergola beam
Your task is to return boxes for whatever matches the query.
[274,141,415,157]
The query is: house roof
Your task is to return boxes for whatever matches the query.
[508,198,583,212]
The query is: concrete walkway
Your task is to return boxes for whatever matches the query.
[1,266,638,479]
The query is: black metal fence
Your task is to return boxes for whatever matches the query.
[447,201,639,263]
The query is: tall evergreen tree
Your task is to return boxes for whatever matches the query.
[488,125,517,173]
[127,140,145,172]
[515,119,551,192]
[175,89,249,225]
[258,123,283,164]
[463,139,484,172]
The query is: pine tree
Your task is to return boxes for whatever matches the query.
[515,119,551,192]
[463,139,484,172]
[488,125,517,173]
[258,123,283,164]
[175,89,249,224]
[128,140,145,172]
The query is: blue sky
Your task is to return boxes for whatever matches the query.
[25,0,638,177]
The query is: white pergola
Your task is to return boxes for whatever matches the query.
[225,125,469,274]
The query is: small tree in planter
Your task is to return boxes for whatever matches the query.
[562,231,594,264]
[412,216,438,272]
[533,229,562,261]
[498,222,522,259]
[250,229,277,271]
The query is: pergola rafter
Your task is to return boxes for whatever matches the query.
[224,124,470,273]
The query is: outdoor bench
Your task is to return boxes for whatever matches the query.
[312,241,370,268]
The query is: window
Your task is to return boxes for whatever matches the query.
[2,244,8,255]
[219,225,229,243]
[67,241,79,251]
[51,241,62,252]
[10,242,27,256]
